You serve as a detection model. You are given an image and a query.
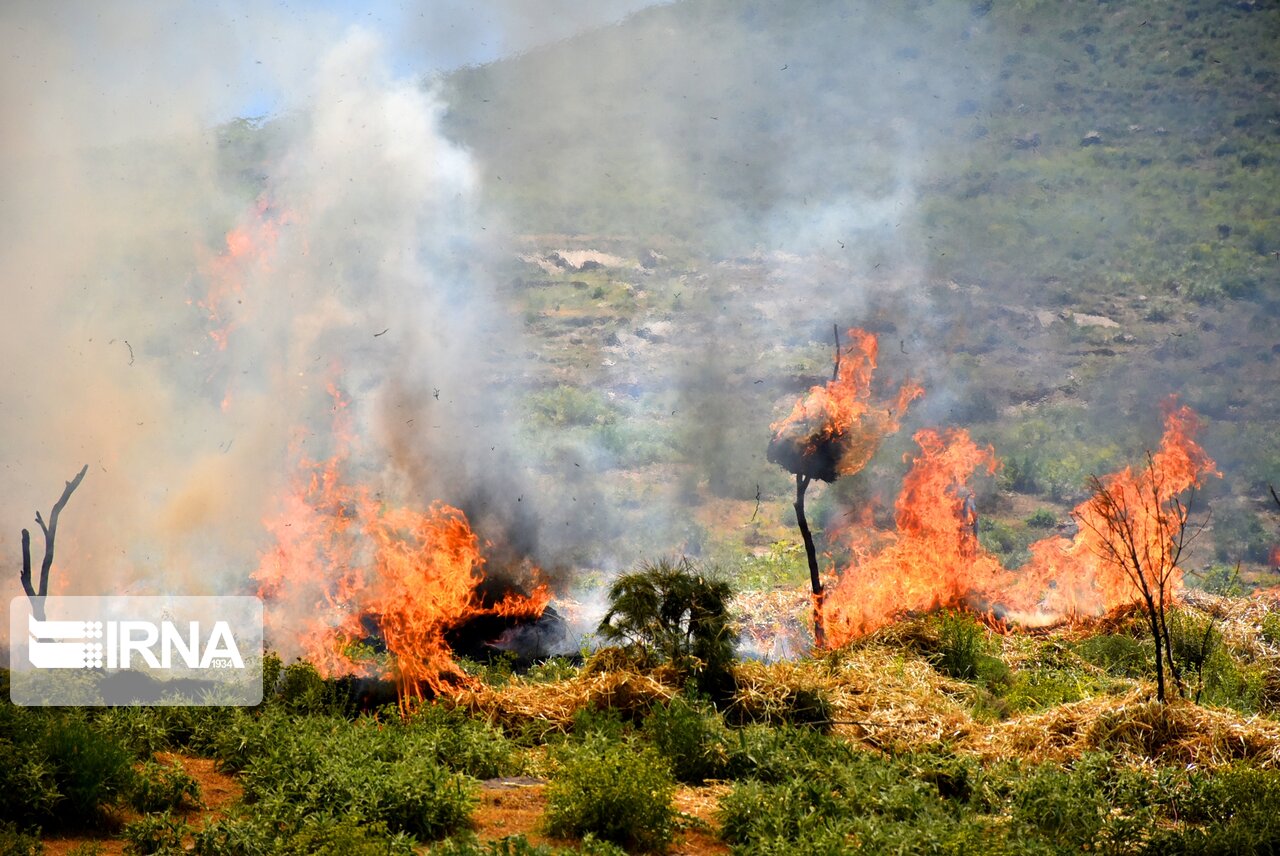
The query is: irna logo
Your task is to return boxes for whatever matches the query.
[10,596,263,707]
[27,614,245,670]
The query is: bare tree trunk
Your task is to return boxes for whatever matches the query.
[794,473,825,648]
[19,464,88,621]
[1146,599,1167,703]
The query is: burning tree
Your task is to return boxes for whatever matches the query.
[18,465,88,621]
[1073,422,1215,703]
[766,327,921,647]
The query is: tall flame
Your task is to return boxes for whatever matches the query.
[1003,400,1218,621]
[824,428,1005,645]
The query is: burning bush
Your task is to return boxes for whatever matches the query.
[767,327,923,647]
[254,385,549,707]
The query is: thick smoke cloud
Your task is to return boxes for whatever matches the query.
[2,0,1006,660]
[0,2,563,661]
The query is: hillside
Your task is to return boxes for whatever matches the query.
[424,0,1280,585]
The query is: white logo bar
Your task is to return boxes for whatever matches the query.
[10,596,263,706]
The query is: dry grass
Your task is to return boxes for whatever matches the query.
[455,593,1280,772]
[452,666,679,733]
[966,689,1280,768]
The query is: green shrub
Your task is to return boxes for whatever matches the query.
[1074,633,1150,678]
[234,714,478,841]
[1150,765,1280,854]
[1194,563,1244,598]
[1025,509,1058,528]
[597,558,737,700]
[194,816,417,856]
[122,811,191,856]
[0,822,44,856]
[642,696,730,783]
[718,750,1002,852]
[35,715,135,826]
[431,833,625,856]
[931,611,1000,682]
[545,735,676,852]
[723,725,853,783]
[129,759,202,813]
[276,660,350,715]
[527,386,613,427]
[1213,505,1271,564]
[406,703,517,779]
[1002,668,1102,714]
[1261,612,1280,647]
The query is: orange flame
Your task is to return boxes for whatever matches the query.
[824,428,1005,645]
[822,400,1218,647]
[768,329,922,481]
[196,198,283,353]
[254,384,549,704]
[1004,400,1218,621]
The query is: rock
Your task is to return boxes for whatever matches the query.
[1081,130,1103,146]
[638,248,665,269]
[1071,312,1120,329]
[1013,132,1041,149]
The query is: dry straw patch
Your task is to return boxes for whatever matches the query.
[452,667,679,733]
[731,649,976,751]
[965,689,1280,768]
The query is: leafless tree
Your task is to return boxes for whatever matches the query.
[1076,453,1205,703]
[18,465,87,621]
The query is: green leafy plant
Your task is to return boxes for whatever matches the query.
[545,735,676,852]
[642,696,730,784]
[129,759,202,813]
[597,558,736,700]
[122,811,191,856]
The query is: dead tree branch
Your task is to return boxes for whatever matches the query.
[19,464,88,617]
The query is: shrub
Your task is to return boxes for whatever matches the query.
[1214,505,1271,564]
[527,386,613,427]
[194,817,417,856]
[1150,765,1280,854]
[36,715,135,826]
[129,759,202,813]
[1194,563,1244,598]
[718,750,1001,852]
[122,811,191,856]
[431,833,625,856]
[1261,612,1280,647]
[406,703,517,779]
[1025,508,1058,528]
[235,714,479,841]
[597,558,736,700]
[0,823,43,856]
[642,696,730,783]
[1074,634,1150,678]
[930,611,1005,683]
[545,735,676,852]
[723,724,852,783]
